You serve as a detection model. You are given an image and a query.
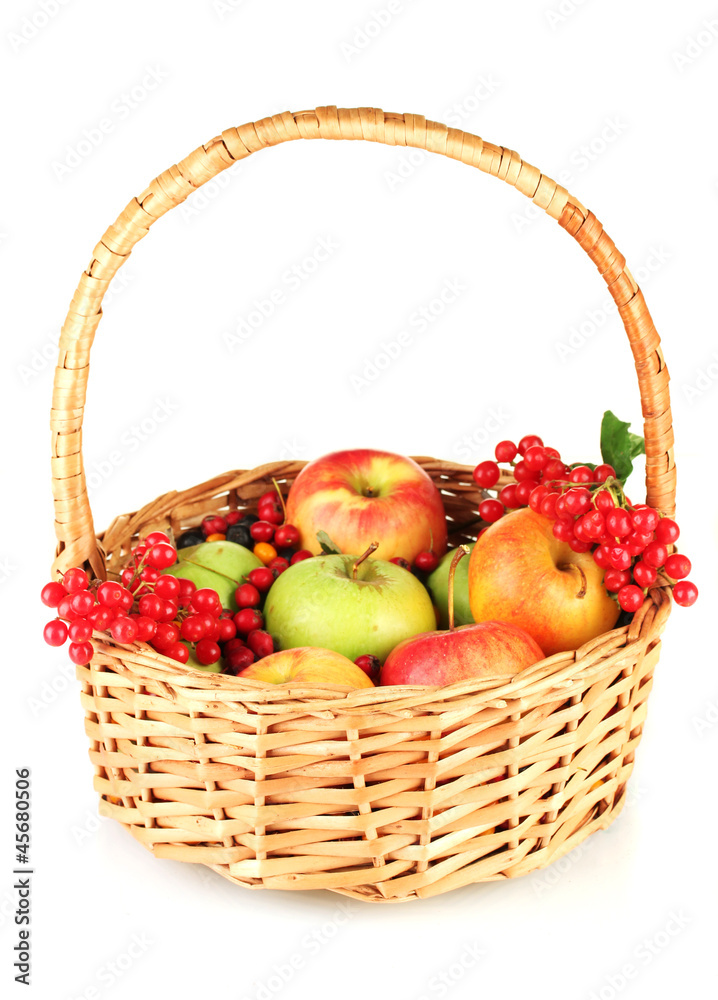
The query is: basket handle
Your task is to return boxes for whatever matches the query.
[50,106,675,576]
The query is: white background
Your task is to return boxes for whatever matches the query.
[2,1,717,997]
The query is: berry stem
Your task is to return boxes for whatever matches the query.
[352,542,379,579]
[448,545,470,631]
[271,478,287,522]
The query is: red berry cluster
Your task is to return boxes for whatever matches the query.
[472,435,698,612]
[220,565,279,673]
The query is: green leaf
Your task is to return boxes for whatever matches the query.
[316,530,342,555]
[600,410,645,483]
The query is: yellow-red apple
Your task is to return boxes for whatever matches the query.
[285,448,447,563]
[239,646,374,688]
[468,507,620,655]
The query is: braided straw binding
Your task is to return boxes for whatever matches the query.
[51,108,674,902]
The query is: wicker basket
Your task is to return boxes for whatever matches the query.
[51,106,675,903]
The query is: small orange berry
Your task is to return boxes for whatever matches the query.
[206,533,226,542]
[254,542,277,566]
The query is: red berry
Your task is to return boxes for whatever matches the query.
[233,608,264,636]
[250,521,275,543]
[247,567,275,593]
[593,463,616,483]
[515,480,539,505]
[121,568,135,587]
[225,511,242,526]
[154,575,181,600]
[69,619,93,643]
[180,616,207,642]
[44,619,69,646]
[217,617,237,642]
[117,587,134,611]
[156,600,179,623]
[473,461,500,489]
[673,580,698,607]
[165,642,189,664]
[258,504,284,526]
[528,484,550,513]
[563,488,592,516]
[518,435,543,456]
[63,567,89,594]
[130,615,157,641]
[140,566,160,584]
[268,557,290,575]
[479,499,504,524]
[592,544,612,569]
[632,507,660,533]
[625,530,653,556]
[57,594,78,620]
[70,589,95,616]
[523,446,548,472]
[655,518,680,545]
[540,492,560,520]
[223,637,247,655]
[189,588,222,617]
[225,646,255,673]
[195,638,221,665]
[664,553,691,580]
[390,557,412,571]
[618,584,645,613]
[68,641,94,665]
[513,461,535,483]
[235,583,261,608]
[145,533,170,548]
[607,545,631,571]
[569,538,592,553]
[96,581,122,607]
[642,541,668,569]
[498,483,520,508]
[569,465,595,484]
[247,630,274,658]
[138,594,163,620]
[632,561,657,588]
[202,516,227,536]
[146,543,177,570]
[552,518,575,542]
[41,581,66,608]
[605,508,632,538]
[354,654,381,683]
[152,623,180,650]
[110,616,139,644]
[581,511,606,540]
[88,606,115,631]
[593,490,615,514]
[542,458,569,482]
[177,577,197,598]
[290,549,313,565]
[414,551,439,572]
[495,440,518,463]
[604,569,631,592]
[274,524,300,548]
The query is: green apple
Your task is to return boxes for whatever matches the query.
[163,540,262,610]
[264,551,436,663]
[426,544,475,628]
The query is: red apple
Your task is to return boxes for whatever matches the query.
[381,546,545,686]
[468,507,620,656]
[285,449,447,563]
[239,646,375,688]
[381,619,544,686]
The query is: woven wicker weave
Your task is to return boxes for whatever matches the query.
[50,107,674,902]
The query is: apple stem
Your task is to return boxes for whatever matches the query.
[448,545,470,631]
[352,542,379,579]
[271,477,287,522]
[560,562,588,599]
